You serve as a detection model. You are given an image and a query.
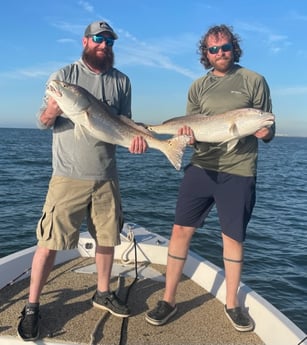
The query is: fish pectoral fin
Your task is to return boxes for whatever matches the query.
[226,139,239,151]
[74,123,89,142]
[119,115,154,137]
[69,111,91,127]
[74,124,83,139]
[70,111,91,141]
[229,123,240,137]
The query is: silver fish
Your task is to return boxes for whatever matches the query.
[146,108,275,151]
[46,80,190,170]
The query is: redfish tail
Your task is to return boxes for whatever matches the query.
[161,135,190,170]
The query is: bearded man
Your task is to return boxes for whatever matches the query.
[145,24,275,332]
[17,20,147,341]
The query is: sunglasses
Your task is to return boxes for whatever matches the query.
[206,43,232,54]
[90,35,114,47]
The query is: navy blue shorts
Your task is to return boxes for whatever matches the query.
[174,165,256,242]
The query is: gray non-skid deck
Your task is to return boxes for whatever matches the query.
[0,257,264,345]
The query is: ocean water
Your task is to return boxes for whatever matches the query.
[0,127,306,334]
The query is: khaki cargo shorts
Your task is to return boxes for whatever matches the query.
[36,176,123,250]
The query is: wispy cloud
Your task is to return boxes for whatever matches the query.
[274,86,307,96]
[1,28,199,82]
[50,21,84,36]
[48,2,200,80]
[3,0,200,83]
[116,29,199,79]
[57,38,77,44]
[288,10,307,21]
[237,22,290,54]
[0,62,67,80]
[78,0,93,13]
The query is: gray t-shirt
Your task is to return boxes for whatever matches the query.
[37,59,132,180]
[186,65,274,177]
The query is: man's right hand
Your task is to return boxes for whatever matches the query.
[40,97,63,127]
[129,135,148,154]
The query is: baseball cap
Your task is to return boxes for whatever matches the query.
[84,21,118,39]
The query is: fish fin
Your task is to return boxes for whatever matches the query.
[229,122,240,137]
[119,115,154,136]
[162,113,204,124]
[161,135,190,170]
[72,111,91,142]
[74,123,89,141]
[216,138,239,151]
[226,139,239,151]
[219,122,240,151]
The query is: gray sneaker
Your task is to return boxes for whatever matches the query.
[224,305,254,332]
[92,291,130,318]
[145,300,178,326]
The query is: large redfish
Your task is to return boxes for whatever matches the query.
[46,80,190,170]
[146,108,275,151]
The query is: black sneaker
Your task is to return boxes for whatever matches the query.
[17,305,40,341]
[145,300,178,326]
[224,305,254,332]
[92,291,130,318]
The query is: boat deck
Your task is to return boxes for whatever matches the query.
[0,257,264,345]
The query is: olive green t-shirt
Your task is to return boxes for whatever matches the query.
[186,65,274,176]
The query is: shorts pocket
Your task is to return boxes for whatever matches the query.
[36,205,55,241]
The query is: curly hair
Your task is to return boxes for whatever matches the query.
[198,24,242,69]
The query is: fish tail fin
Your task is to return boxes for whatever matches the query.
[162,135,190,170]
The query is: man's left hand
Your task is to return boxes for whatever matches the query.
[129,136,147,154]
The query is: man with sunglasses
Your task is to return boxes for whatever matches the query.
[17,20,147,341]
[146,24,275,331]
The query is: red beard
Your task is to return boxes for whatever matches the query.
[82,47,114,72]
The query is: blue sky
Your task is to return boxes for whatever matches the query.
[0,0,306,136]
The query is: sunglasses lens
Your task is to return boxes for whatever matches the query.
[222,43,232,52]
[208,46,219,54]
[208,43,232,54]
[106,38,114,46]
[92,36,103,43]
[92,35,114,46]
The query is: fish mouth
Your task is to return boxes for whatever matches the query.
[47,83,62,97]
[263,112,275,122]
[264,120,274,127]
[263,114,275,127]
[269,113,275,120]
